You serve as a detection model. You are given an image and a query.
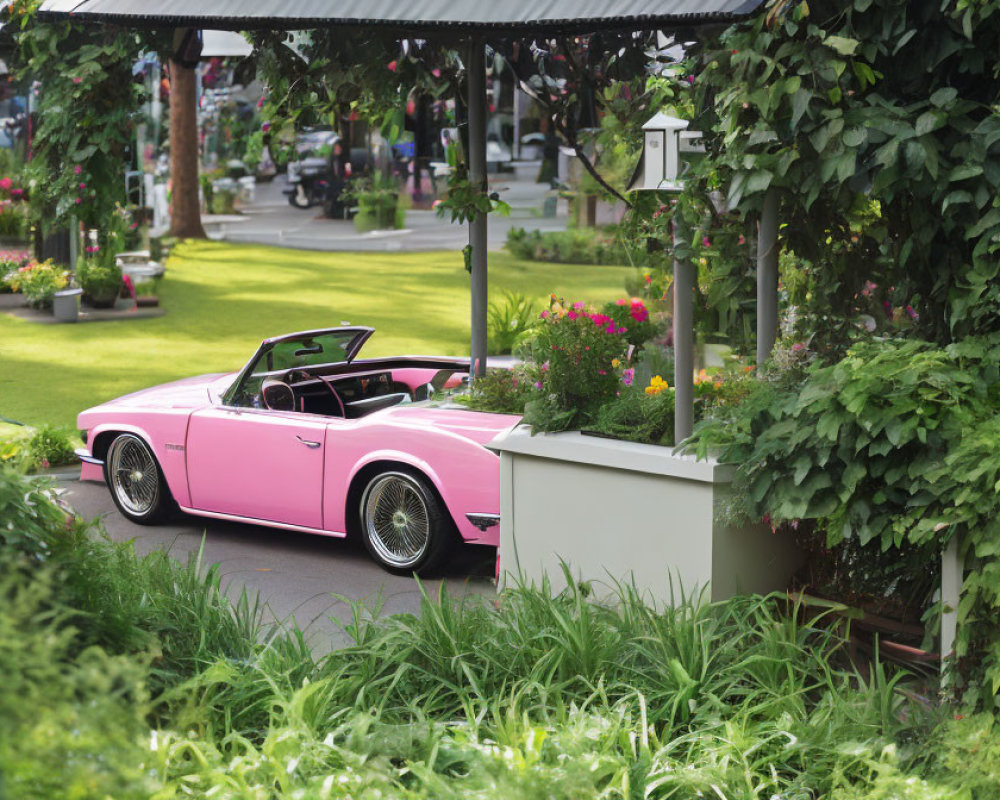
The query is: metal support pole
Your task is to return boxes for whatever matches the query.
[941,535,963,676]
[673,238,694,443]
[468,38,488,377]
[756,188,779,369]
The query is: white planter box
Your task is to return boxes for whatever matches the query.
[489,426,801,604]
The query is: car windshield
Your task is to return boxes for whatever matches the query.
[227,330,366,408]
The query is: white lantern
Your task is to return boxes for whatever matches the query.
[627,112,704,193]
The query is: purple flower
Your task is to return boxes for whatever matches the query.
[622,368,635,386]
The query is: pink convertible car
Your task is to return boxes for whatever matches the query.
[75,327,520,574]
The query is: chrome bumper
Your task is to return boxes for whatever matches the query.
[74,447,104,467]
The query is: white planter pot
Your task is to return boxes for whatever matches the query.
[489,426,801,604]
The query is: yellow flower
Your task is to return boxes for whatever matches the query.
[645,375,669,395]
[611,358,621,368]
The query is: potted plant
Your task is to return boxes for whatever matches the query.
[346,175,403,232]
[77,249,122,309]
[4,259,69,311]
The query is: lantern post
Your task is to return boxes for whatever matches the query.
[628,112,704,444]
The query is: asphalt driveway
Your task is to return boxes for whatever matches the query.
[58,475,496,653]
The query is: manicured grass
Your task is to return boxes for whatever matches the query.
[0,241,628,428]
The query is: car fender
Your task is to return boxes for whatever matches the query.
[80,416,193,507]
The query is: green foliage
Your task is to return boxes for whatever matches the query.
[0,463,992,797]
[0,564,155,800]
[459,365,538,415]
[4,258,68,309]
[505,226,646,266]
[687,337,1000,705]
[589,386,676,446]
[691,0,1000,344]
[487,291,538,355]
[0,198,27,238]
[76,257,122,306]
[435,173,510,224]
[8,2,149,233]
[0,423,80,471]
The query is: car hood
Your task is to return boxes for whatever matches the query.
[379,405,521,448]
[99,373,234,410]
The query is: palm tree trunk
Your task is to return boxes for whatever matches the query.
[168,58,206,239]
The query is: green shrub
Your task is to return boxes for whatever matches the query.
[0,199,27,239]
[210,188,237,214]
[505,226,647,266]
[487,291,539,355]
[686,337,1000,706]
[77,257,122,306]
[459,365,538,414]
[0,564,155,800]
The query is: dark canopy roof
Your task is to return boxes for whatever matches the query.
[39,0,762,33]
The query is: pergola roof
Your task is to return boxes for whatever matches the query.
[38,0,762,33]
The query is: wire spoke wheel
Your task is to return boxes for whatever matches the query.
[362,472,435,569]
[107,434,161,518]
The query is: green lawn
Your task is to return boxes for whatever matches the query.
[0,241,628,428]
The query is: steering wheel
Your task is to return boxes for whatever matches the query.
[288,369,345,417]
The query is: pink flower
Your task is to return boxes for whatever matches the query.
[567,310,580,320]
[432,68,441,77]
[738,235,746,245]
[74,165,82,175]
[791,342,805,352]
[0,177,11,191]
[10,188,22,197]
[78,182,86,190]
[72,77,82,84]
[630,306,649,323]
[261,121,271,132]
[541,362,549,372]
[539,310,550,319]
[75,197,82,204]
[622,368,635,386]
[387,60,398,72]
[534,381,543,389]
[702,236,711,247]
[598,370,607,375]
[906,305,918,320]
[615,298,628,306]
[573,301,585,310]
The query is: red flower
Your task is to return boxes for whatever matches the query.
[387,60,398,72]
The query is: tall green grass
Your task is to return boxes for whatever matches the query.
[1,464,996,799]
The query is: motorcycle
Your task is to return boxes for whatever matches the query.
[284,155,333,209]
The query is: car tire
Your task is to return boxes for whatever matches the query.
[104,434,174,525]
[359,470,452,575]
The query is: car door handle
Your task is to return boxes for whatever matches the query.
[296,435,321,448]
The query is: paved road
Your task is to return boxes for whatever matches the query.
[58,475,496,653]
[214,173,569,252]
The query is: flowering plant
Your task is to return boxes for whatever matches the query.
[0,250,31,293]
[5,260,68,310]
[522,296,635,432]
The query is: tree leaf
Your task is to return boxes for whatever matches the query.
[825,35,860,56]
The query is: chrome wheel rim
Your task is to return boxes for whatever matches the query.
[108,435,159,516]
[362,473,430,568]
